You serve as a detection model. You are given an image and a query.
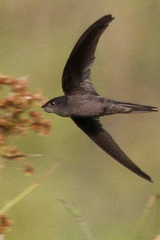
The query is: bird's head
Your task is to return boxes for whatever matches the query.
[41,96,68,116]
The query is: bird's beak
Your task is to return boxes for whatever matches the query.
[41,102,47,109]
[41,102,53,113]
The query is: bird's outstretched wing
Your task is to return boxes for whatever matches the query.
[62,15,114,95]
[72,117,152,182]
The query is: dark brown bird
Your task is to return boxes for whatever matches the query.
[42,15,157,182]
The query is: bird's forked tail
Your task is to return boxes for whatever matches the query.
[105,100,158,114]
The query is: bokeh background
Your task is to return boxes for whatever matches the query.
[0,1,160,239]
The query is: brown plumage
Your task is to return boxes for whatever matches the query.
[42,15,157,182]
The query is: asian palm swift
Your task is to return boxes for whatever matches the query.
[42,15,157,182]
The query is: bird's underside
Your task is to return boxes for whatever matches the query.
[42,15,157,182]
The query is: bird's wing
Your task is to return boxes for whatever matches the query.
[72,117,152,182]
[62,15,114,95]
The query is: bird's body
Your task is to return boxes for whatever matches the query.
[42,15,157,182]
[44,95,157,117]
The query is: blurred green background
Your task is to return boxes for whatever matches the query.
[0,1,160,239]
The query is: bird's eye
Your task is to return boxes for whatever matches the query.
[52,101,55,105]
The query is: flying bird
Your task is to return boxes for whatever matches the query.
[42,15,157,182]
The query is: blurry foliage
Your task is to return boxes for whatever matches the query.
[0,74,52,234]
[0,74,51,167]
[0,214,12,235]
[135,194,160,240]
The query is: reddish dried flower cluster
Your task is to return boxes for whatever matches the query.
[1,147,24,160]
[0,74,51,167]
[0,75,51,140]
[0,214,12,234]
[23,164,34,175]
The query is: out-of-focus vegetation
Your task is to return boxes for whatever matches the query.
[0,74,51,234]
[0,75,50,144]
[0,1,160,240]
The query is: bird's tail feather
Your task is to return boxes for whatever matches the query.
[109,100,157,114]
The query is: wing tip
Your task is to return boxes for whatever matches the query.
[101,15,115,24]
[146,176,153,183]
[140,171,153,183]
